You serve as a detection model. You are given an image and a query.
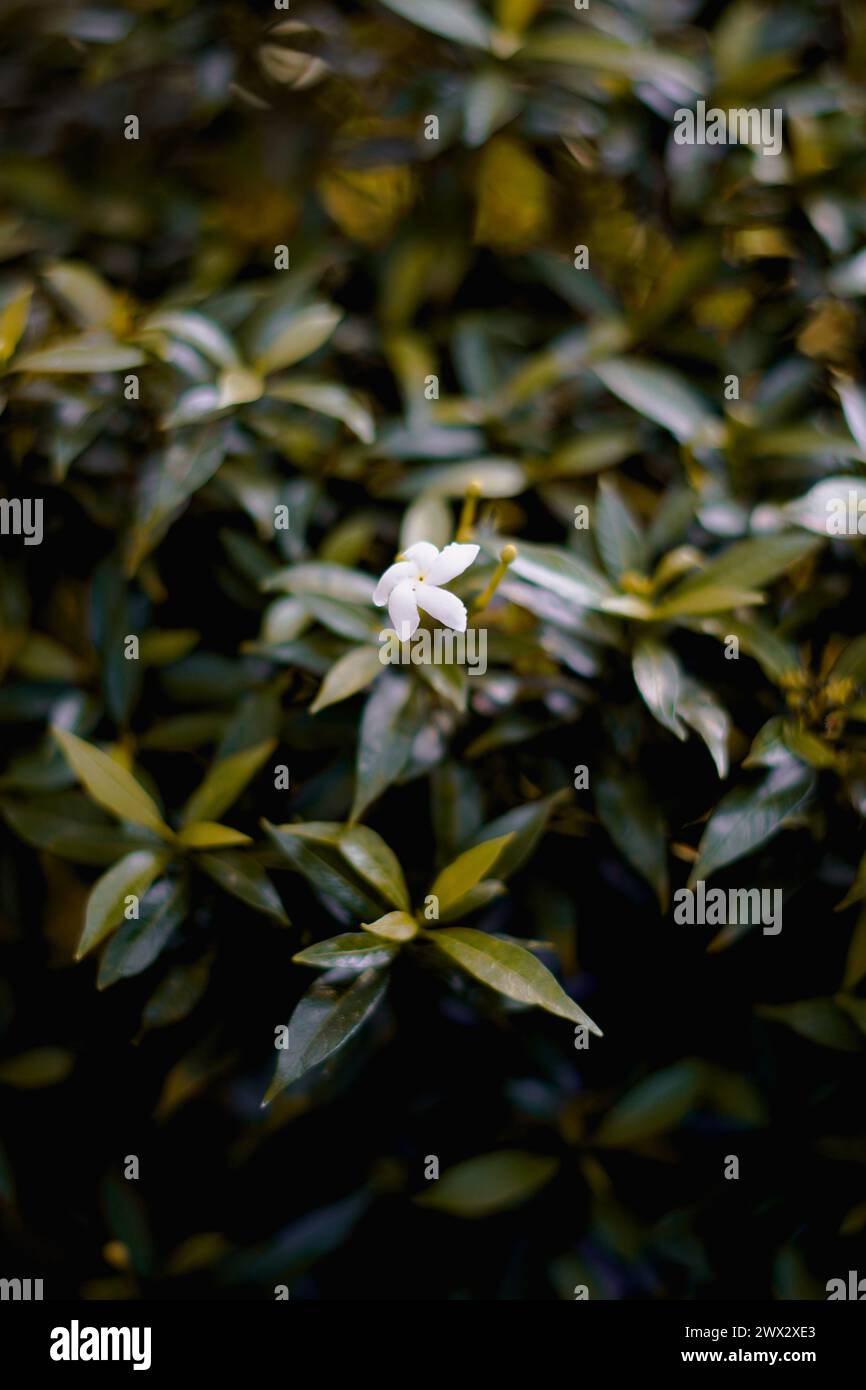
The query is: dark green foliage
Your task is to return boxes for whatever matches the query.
[1,0,865,1300]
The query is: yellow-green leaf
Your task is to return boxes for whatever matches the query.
[430,833,514,914]
[430,926,602,1034]
[53,727,174,839]
[181,740,275,826]
[361,911,418,941]
[78,850,169,958]
[177,822,254,848]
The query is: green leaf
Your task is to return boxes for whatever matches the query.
[469,794,564,881]
[439,879,506,922]
[125,425,227,575]
[217,366,264,407]
[690,762,815,884]
[1,798,154,865]
[831,635,866,685]
[266,380,374,444]
[653,585,765,619]
[430,833,514,914]
[52,728,174,840]
[429,926,601,1033]
[593,357,717,443]
[141,952,214,1034]
[757,999,861,1051]
[196,852,289,923]
[379,0,493,50]
[503,539,615,609]
[78,849,170,958]
[253,303,342,376]
[310,645,383,714]
[264,967,389,1102]
[660,533,818,608]
[338,825,410,911]
[263,562,374,604]
[0,281,32,363]
[595,1062,704,1146]
[141,309,241,368]
[837,379,866,454]
[350,674,422,824]
[263,821,385,920]
[522,28,705,92]
[596,766,668,908]
[415,1151,559,1217]
[361,911,418,941]
[293,933,399,970]
[43,261,118,330]
[632,638,686,739]
[678,681,731,778]
[12,334,144,373]
[176,822,253,848]
[0,1048,74,1089]
[97,876,188,989]
[182,740,275,826]
[595,476,646,579]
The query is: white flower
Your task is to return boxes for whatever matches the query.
[373,541,479,640]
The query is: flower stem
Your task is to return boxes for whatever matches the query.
[471,544,517,614]
[456,480,483,542]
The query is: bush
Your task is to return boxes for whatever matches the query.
[1,0,865,1300]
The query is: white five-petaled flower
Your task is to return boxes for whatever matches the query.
[373,541,480,640]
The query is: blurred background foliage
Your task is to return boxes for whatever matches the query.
[1,0,866,1299]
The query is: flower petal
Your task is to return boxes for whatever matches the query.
[415,582,467,633]
[373,560,418,606]
[423,542,479,587]
[401,541,440,575]
[388,580,420,639]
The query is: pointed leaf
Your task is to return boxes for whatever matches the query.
[52,728,174,839]
[430,927,601,1033]
[196,852,289,923]
[690,762,815,884]
[430,833,514,914]
[264,967,389,1102]
[182,740,275,826]
[293,934,399,970]
[310,645,382,714]
[78,850,169,958]
[338,825,410,911]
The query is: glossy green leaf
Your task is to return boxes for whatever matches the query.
[97,876,188,989]
[52,728,174,840]
[264,967,389,1103]
[196,852,289,923]
[690,762,815,884]
[78,849,170,958]
[595,476,645,579]
[253,303,342,376]
[182,740,274,826]
[429,926,601,1034]
[338,825,410,911]
[12,334,144,373]
[379,0,493,50]
[293,933,399,970]
[263,821,385,920]
[310,645,383,715]
[267,380,374,444]
[361,910,418,941]
[632,638,686,739]
[430,833,513,914]
[350,674,422,824]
